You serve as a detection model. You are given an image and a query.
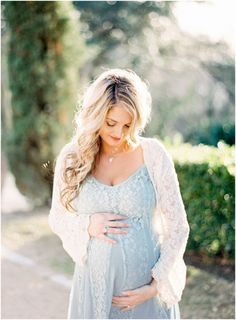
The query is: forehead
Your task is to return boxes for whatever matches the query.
[106,105,132,123]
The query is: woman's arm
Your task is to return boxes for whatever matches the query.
[48,143,92,266]
[151,148,190,308]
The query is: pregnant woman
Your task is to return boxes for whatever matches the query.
[48,68,190,319]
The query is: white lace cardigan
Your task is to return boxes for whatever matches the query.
[48,136,190,308]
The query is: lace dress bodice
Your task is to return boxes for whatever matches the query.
[48,136,190,309]
[76,164,156,224]
[67,163,178,319]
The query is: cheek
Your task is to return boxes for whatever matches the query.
[99,126,111,137]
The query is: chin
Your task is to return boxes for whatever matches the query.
[101,134,124,146]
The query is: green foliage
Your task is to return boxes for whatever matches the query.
[202,61,235,105]
[162,137,235,260]
[73,1,171,45]
[74,1,234,148]
[4,1,84,206]
[185,119,235,146]
[184,59,235,146]
[73,0,172,69]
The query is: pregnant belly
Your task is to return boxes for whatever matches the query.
[87,217,160,293]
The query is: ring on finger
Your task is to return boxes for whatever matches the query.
[125,305,133,310]
[104,225,109,233]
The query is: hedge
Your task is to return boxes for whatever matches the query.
[162,136,235,260]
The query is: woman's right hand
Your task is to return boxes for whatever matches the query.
[88,213,130,244]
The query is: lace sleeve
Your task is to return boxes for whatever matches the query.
[151,150,190,308]
[48,143,92,266]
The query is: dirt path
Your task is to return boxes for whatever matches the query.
[2,256,71,319]
[1,170,73,319]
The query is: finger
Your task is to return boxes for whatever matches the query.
[112,303,125,309]
[112,300,130,307]
[112,301,123,306]
[122,290,135,296]
[112,297,131,303]
[108,221,130,228]
[121,305,133,311]
[112,292,134,301]
[113,292,133,298]
[105,214,129,220]
[106,228,128,234]
[98,234,116,244]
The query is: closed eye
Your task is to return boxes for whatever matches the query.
[106,122,115,127]
[106,121,130,128]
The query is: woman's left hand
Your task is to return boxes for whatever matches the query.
[112,282,158,311]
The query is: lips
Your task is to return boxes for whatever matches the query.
[110,136,121,141]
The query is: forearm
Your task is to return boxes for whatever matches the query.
[149,278,158,297]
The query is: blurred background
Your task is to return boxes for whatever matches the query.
[1,1,235,319]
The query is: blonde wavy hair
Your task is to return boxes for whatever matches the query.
[61,68,152,212]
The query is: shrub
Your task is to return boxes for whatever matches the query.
[162,137,235,260]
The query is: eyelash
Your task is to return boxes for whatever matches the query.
[106,122,130,128]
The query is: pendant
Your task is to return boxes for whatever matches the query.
[109,157,114,163]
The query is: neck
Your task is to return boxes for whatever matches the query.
[100,140,127,155]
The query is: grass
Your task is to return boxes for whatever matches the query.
[2,208,235,319]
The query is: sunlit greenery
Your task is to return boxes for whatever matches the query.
[161,137,235,259]
[74,1,234,146]
[2,1,234,260]
[3,1,84,205]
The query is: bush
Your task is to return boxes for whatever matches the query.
[162,137,235,260]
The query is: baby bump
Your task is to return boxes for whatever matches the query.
[88,217,160,292]
[116,218,158,289]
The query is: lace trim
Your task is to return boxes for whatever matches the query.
[48,142,92,266]
[144,138,190,308]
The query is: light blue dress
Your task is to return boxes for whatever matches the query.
[67,164,180,319]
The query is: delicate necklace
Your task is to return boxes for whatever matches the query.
[106,142,134,163]
[107,148,124,163]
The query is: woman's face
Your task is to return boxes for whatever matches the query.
[99,105,132,147]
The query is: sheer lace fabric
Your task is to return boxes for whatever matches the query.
[48,136,190,311]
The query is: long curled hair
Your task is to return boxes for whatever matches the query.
[61,68,152,212]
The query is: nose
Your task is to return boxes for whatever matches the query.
[113,127,124,138]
